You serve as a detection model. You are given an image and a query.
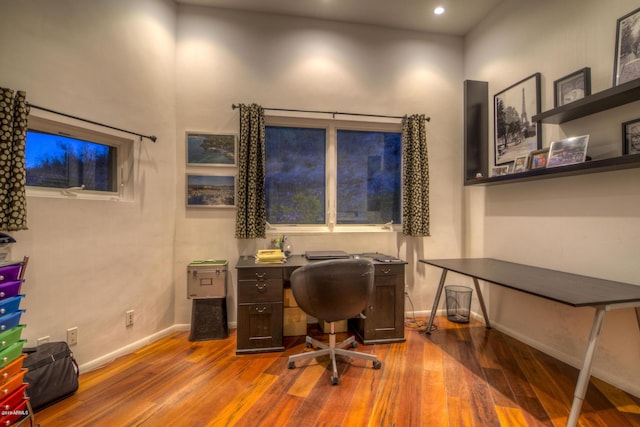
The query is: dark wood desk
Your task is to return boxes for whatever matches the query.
[420,258,640,427]
[236,254,406,354]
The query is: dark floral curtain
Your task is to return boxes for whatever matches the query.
[0,87,29,231]
[401,114,429,237]
[235,103,266,239]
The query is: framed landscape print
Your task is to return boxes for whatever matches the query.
[186,132,237,166]
[494,73,542,165]
[554,68,591,107]
[186,174,236,208]
[546,135,589,168]
[613,7,640,86]
[622,118,640,154]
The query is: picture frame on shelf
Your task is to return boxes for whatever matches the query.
[494,73,541,165]
[528,148,550,170]
[554,67,591,107]
[546,135,590,168]
[186,132,237,166]
[491,165,510,177]
[622,118,640,154]
[186,174,236,208]
[613,7,640,86]
[513,155,528,173]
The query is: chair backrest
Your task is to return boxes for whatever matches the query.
[290,258,374,323]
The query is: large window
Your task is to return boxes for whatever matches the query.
[26,116,131,198]
[265,117,401,230]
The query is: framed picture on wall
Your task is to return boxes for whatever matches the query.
[546,135,589,168]
[622,118,640,154]
[613,7,640,86]
[494,73,542,165]
[554,67,591,107]
[186,174,236,208]
[186,132,237,166]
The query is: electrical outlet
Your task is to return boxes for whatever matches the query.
[37,336,50,346]
[67,327,78,346]
[126,310,134,327]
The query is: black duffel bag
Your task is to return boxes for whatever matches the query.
[23,342,79,412]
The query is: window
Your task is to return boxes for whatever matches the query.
[265,117,401,230]
[25,117,132,199]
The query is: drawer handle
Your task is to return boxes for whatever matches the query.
[255,272,266,279]
[1,373,6,379]
[382,268,392,274]
[2,389,7,396]
[0,276,3,281]
[0,309,4,315]
[0,342,5,347]
[256,306,267,313]
[255,283,267,292]
[0,293,4,298]
[0,326,5,331]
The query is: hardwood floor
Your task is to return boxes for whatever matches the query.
[35,317,640,426]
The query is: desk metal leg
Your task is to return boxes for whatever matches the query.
[472,277,491,329]
[635,307,640,334]
[567,306,606,427]
[426,269,447,334]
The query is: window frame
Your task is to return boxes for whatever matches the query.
[25,116,134,201]
[265,115,402,233]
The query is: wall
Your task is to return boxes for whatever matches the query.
[0,0,178,368]
[465,0,640,396]
[174,6,467,325]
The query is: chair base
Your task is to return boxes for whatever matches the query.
[287,329,381,385]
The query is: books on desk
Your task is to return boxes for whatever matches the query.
[255,249,286,264]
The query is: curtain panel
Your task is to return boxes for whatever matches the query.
[234,103,266,239]
[0,87,29,231]
[401,114,430,237]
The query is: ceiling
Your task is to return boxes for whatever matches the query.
[176,0,505,36]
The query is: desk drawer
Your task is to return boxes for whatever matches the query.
[374,264,404,276]
[238,279,282,303]
[237,268,282,281]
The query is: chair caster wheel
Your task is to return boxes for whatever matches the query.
[352,341,358,348]
[373,360,382,369]
[288,361,295,369]
[306,343,312,348]
[330,376,339,385]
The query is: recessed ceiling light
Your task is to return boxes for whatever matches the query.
[434,6,445,15]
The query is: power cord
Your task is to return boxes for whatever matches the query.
[404,291,434,332]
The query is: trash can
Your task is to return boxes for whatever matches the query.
[187,260,228,341]
[445,285,472,324]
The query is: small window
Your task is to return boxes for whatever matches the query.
[25,117,132,198]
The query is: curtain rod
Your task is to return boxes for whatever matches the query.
[27,103,157,142]
[231,104,430,122]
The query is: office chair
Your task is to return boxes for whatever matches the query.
[287,258,382,385]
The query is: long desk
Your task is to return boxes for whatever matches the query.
[236,254,406,354]
[420,258,640,427]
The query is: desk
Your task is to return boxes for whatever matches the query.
[236,254,406,354]
[420,258,640,427]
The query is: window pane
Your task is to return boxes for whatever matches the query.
[337,130,401,224]
[26,130,117,192]
[265,126,326,224]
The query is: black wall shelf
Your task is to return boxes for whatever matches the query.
[465,153,640,186]
[532,79,640,124]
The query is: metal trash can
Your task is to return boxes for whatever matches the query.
[445,285,472,324]
[187,260,228,341]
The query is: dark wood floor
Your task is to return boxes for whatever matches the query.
[35,316,640,426]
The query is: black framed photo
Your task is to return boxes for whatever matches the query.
[613,7,640,86]
[186,174,236,208]
[622,118,640,154]
[554,68,591,107]
[546,135,589,168]
[494,73,541,165]
[186,132,237,166]
[528,148,549,170]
